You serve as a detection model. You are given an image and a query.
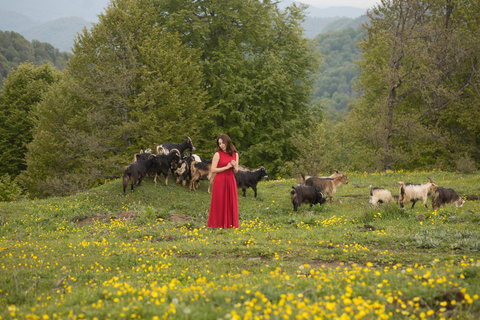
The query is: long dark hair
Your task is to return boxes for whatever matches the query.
[216,134,237,156]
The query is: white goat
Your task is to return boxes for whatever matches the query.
[398,178,434,209]
[369,185,394,207]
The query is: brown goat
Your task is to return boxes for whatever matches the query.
[305,170,348,202]
[189,161,214,192]
[300,170,343,185]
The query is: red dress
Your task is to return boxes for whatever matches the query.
[208,151,239,228]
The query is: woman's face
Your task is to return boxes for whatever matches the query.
[218,138,227,152]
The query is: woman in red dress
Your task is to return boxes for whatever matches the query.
[208,134,239,228]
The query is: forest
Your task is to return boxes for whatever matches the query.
[0,31,69,88]
[0,0,479,200]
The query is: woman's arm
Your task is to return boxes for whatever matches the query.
[210,152,233,173]
[232,153,239,173]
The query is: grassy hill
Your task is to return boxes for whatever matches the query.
[1,171,480,319]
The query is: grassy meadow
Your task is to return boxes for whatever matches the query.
[1,170,480,320]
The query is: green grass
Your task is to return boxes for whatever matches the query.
[1,171,480,319]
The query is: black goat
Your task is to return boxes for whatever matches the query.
[430,184,465,210]
[174,159,190,187]
[156,137,195,156]
[150,149,181,185]
[290,184,327,211]
[123,155,158,195]
[234,166,268,198]
[133,150,152,162]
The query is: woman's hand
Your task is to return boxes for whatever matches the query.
[231,156,238,173]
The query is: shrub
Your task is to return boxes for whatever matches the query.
[0,174,24,202]
[455,153,477,173]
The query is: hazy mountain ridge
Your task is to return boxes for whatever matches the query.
[302,15,368,38]
[0,10,39,32]
[21,17,93,52]
[0,0,110,23]
[304,6,367,18]
[0,1,368,51]
[0,10,91,52]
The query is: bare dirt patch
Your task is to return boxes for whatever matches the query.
[170,214,190,222]
[310,260,351,269]
[76,211,135,226]
[151,235,177,242]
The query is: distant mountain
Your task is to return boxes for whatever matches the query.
[302,16,339,39]
[321,15,369,33]
[302,15,369,38]
[277,1,369,39]
[305,6,367,18]
[0,8,92,53]
[278,1,367,18]
[0,0,368,53]
[312,26,367,121]
[0,10,39,32]
[21,17,92,52]
[0,0,110,23]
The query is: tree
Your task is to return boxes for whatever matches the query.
[20,0,210,197]
[18,77,103,197]
[0,63,62,177]
[347,0,480,171]
[156,0,321,173]
[68,0,209,153]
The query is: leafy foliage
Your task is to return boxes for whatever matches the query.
[20,0,210,197]
[0,174,23,202]
[346,0,480,171]
[17,77,101,197]
[18,0,321,197]
[0,63,62,177]
[157,0,321,173]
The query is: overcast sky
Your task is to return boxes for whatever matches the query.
[298,0,380,9]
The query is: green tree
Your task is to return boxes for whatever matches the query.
[0,174,24,202]
[20,0,210,197]
[157,0,320,173]
[18,77,103,197]
[0,63,62,177]
[68,0,209,153]
[347,0,480,171]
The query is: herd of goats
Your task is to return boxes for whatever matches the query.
[122,137,268,198]
[122,138,465,213]
[292,174,465,212]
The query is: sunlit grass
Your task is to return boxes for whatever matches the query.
[1,171,479,319]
